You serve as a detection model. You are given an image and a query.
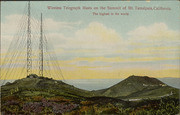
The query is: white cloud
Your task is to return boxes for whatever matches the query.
[128,23,180,42]
[1,14,81,54]
[75,22,121,43]
[126,23,180,59]
[66,22,125,50]
[42,21,129,59]
[45,21,126,52]
[2,14,23,35]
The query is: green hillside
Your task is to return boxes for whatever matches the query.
[93,75,179,99]
[1,75,94,99]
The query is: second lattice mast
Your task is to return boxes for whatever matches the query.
[39,13,43,77]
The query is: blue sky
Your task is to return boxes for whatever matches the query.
[1,1,180,79]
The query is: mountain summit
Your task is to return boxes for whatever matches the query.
[94,75,178,99]
[1,75,93,98]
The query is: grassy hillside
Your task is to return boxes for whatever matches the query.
[1,76,94,99]
[93,75,179,99]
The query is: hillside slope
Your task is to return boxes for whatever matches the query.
[93,75,179,99]
[1,75,94,99]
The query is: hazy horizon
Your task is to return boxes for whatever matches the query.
[1,77,179,90]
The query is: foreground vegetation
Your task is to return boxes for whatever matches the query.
[1,91,179,114]
[1,75,179,114]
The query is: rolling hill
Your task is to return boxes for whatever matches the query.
[93,75,179,99]
[1,74,94,99]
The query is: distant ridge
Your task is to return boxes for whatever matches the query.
[93,75,179,99]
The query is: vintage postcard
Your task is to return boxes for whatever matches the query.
[1,1,180,114]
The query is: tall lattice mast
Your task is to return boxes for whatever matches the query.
[27,1,32,76]
[39,13,43,76]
